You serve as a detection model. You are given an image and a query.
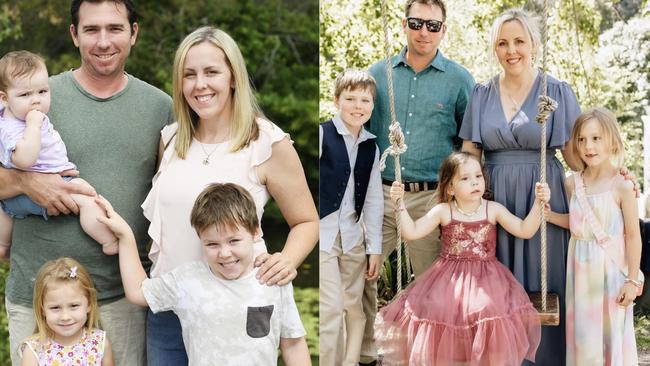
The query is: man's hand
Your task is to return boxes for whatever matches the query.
[20,171,95,215]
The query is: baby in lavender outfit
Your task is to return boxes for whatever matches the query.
[0,50,118,258]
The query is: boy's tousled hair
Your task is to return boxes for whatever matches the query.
[190,183,259,236]
[31,257,101,344]
[71,0,138,34]
[571,107,625,170]
[405,0,447,21]
[0,51,46,92]
[334,69,377,100]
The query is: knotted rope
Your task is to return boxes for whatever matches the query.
[535,0,557,311]
[380,0,411,293]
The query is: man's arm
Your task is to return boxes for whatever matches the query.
[0,166,94,215]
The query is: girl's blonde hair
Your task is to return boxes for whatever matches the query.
[571,107,625,170]
[172,26,261,158]
[31,258,101,343]
[436,152,489,203]
[490,9,540,64]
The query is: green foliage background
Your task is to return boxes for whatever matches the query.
[321,0,650,354]
[0,0,319,362]
[320,0,650,186]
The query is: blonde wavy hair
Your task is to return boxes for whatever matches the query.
[30,258,101,345]
[172,26,261,158]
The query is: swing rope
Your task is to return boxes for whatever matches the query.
[536,0,558,312]
[376,0,558,300]
[379,0,411,293]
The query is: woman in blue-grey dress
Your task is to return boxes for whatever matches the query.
[459,10,581,366]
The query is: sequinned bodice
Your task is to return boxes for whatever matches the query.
[440,203,496,260]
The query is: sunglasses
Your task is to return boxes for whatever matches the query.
[406,17,444,33]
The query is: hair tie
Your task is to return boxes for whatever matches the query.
[69,266,78,279]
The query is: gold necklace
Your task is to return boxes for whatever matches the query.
[198,141,220,165]
[501,71,535,113]
[507,93,521,112]
[453,198,482,217]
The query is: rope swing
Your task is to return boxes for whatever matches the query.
[529,0,560,326]
[379,0,411,294]
[377,0,562,323]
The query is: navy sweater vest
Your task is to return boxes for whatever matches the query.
[319,120,376,220]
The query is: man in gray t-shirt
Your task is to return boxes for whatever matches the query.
[0,1,173,365]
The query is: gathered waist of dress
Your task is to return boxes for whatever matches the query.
[484,150,556,164]
[571,233,625,243]
[438,253,497,261]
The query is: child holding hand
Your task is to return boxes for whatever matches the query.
[97,183,310,365]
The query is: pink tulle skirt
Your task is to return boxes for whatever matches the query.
[375,256,541,366]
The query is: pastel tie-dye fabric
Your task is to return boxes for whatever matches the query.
[566,176,638,365]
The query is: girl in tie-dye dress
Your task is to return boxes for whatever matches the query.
[547,108,643,366]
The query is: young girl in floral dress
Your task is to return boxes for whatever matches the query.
[21,257,112,365]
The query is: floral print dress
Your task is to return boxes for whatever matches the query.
[22,328,105,366]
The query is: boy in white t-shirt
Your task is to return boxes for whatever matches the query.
[97,183,310,365]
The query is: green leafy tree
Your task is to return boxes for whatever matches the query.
[320,0,648,309]
[0,0,319,362]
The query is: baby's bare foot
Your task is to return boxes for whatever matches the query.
[101,240,119,255]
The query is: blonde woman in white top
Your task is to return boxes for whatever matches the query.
[140,26,318,365]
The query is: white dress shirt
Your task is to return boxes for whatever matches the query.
[319,115,383,254]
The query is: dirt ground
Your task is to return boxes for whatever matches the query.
[640,349,650,366]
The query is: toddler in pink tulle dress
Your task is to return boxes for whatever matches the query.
[376,152,546,365]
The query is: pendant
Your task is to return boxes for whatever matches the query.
[202,158,209,165]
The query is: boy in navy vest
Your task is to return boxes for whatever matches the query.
[319,69,383,366]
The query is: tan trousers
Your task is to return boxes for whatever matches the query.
[7,297,146,366]
[319,234,367,366]
[359,184,442,363]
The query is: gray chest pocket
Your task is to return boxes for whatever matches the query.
[246,305,274,338]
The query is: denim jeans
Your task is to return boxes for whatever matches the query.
[147,309,188,366]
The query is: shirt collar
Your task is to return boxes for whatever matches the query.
[393,46,447,72]
[333,114,376,142]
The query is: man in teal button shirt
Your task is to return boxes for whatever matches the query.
[359,1,475,364]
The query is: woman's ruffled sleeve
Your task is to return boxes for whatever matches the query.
[248,118,291,183]
[458,83,488,147]
[141,122,178,261]
[548,80,581,149]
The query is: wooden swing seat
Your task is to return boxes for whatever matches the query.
[528,292,560,326]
